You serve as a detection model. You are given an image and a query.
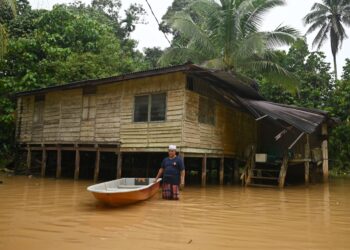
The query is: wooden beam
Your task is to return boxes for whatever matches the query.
[255,115,268,121]
[74,149,80,180]
[56,147,62,178]
[94,149,101,183]
[41,148,47,177]
[322,140,329,182]
[179,152,185,187]
[26,146,31,175]
[288,132,305,150]
[322,123,329,182]
[219,157,224,185]
[116,152,122,179]
[278,153,289,188]
[245,146,255,186]
[305,134,310,185]
[28,146,119,152]
[201,154,207,187]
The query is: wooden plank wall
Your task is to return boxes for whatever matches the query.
[17,72,186,150]
[183,90,257,156]
[119,73,185,150]
[19,96,34,142]
[43,92,62,141]
[95,84,122,142]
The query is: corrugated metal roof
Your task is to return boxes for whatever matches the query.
[242,99,327,134]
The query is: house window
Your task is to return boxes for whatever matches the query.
[82,86,96,120]
[134,93,166,122]
[198,96,215,125]
[33,95,45,124]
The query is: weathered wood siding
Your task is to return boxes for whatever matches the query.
[95,84,122,142]
[18,96,34,142]
[17,72,186,150]
[183,90,257,156]
[119,73,185,150]
[43,92,62,142]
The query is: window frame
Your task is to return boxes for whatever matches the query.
[133,92,167,123]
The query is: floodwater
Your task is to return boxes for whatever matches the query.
[0,175,349,250]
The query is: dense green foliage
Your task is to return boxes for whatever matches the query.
[0,0,154,167]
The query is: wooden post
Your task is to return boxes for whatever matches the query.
[116,151,122,179]
[305,134,310,185]
[179,152,185,186]
[56,146,62,178]
[245,146,255,186]
[74,149,80,180]
[94,149,100,183]
[26,146,31,175]
[201,154,207,187]
[278,152,289,188]
[41,147,47,177]
[322,124,329,182]
[219,156,224,185]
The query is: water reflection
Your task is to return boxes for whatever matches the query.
[0,175,349,250]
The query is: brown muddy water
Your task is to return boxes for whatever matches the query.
[0,175,349,250]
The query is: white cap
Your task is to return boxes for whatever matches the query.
[168,145,177,150]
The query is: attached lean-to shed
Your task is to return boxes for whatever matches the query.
[15,63,333,187]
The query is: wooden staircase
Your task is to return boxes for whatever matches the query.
[241,146,289,188]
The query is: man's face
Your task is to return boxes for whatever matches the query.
[168,150,176,158]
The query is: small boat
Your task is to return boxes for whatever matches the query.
[87,178,161,206]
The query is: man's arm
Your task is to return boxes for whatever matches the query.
[155,168,164,182]
[180,170,185,186]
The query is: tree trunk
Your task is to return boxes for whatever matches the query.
[333,53,338,80]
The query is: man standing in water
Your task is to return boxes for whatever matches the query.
[155,145,185,200]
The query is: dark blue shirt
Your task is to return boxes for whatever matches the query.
[161,156,185,185]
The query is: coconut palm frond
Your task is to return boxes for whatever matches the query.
[263,25,299,49]
[313,22,330,50]
[159,47,208,66]
[305,16,328,34]
[249,59,299,91]
[171,12,217,57]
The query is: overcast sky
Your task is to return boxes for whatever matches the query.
[29,0,350,75]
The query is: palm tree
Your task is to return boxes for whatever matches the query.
[304,0,350,80]
[0,0,16,57]
[160,0,299,87]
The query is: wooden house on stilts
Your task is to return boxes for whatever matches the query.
[15,63,333,187]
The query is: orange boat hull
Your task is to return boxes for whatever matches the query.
[90,181,160,206]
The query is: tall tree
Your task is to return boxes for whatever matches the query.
[160,0,299,87]
[0,2,149,167]
[259,38,333,109]
[0,0,16,57]
[303,0,350,80]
